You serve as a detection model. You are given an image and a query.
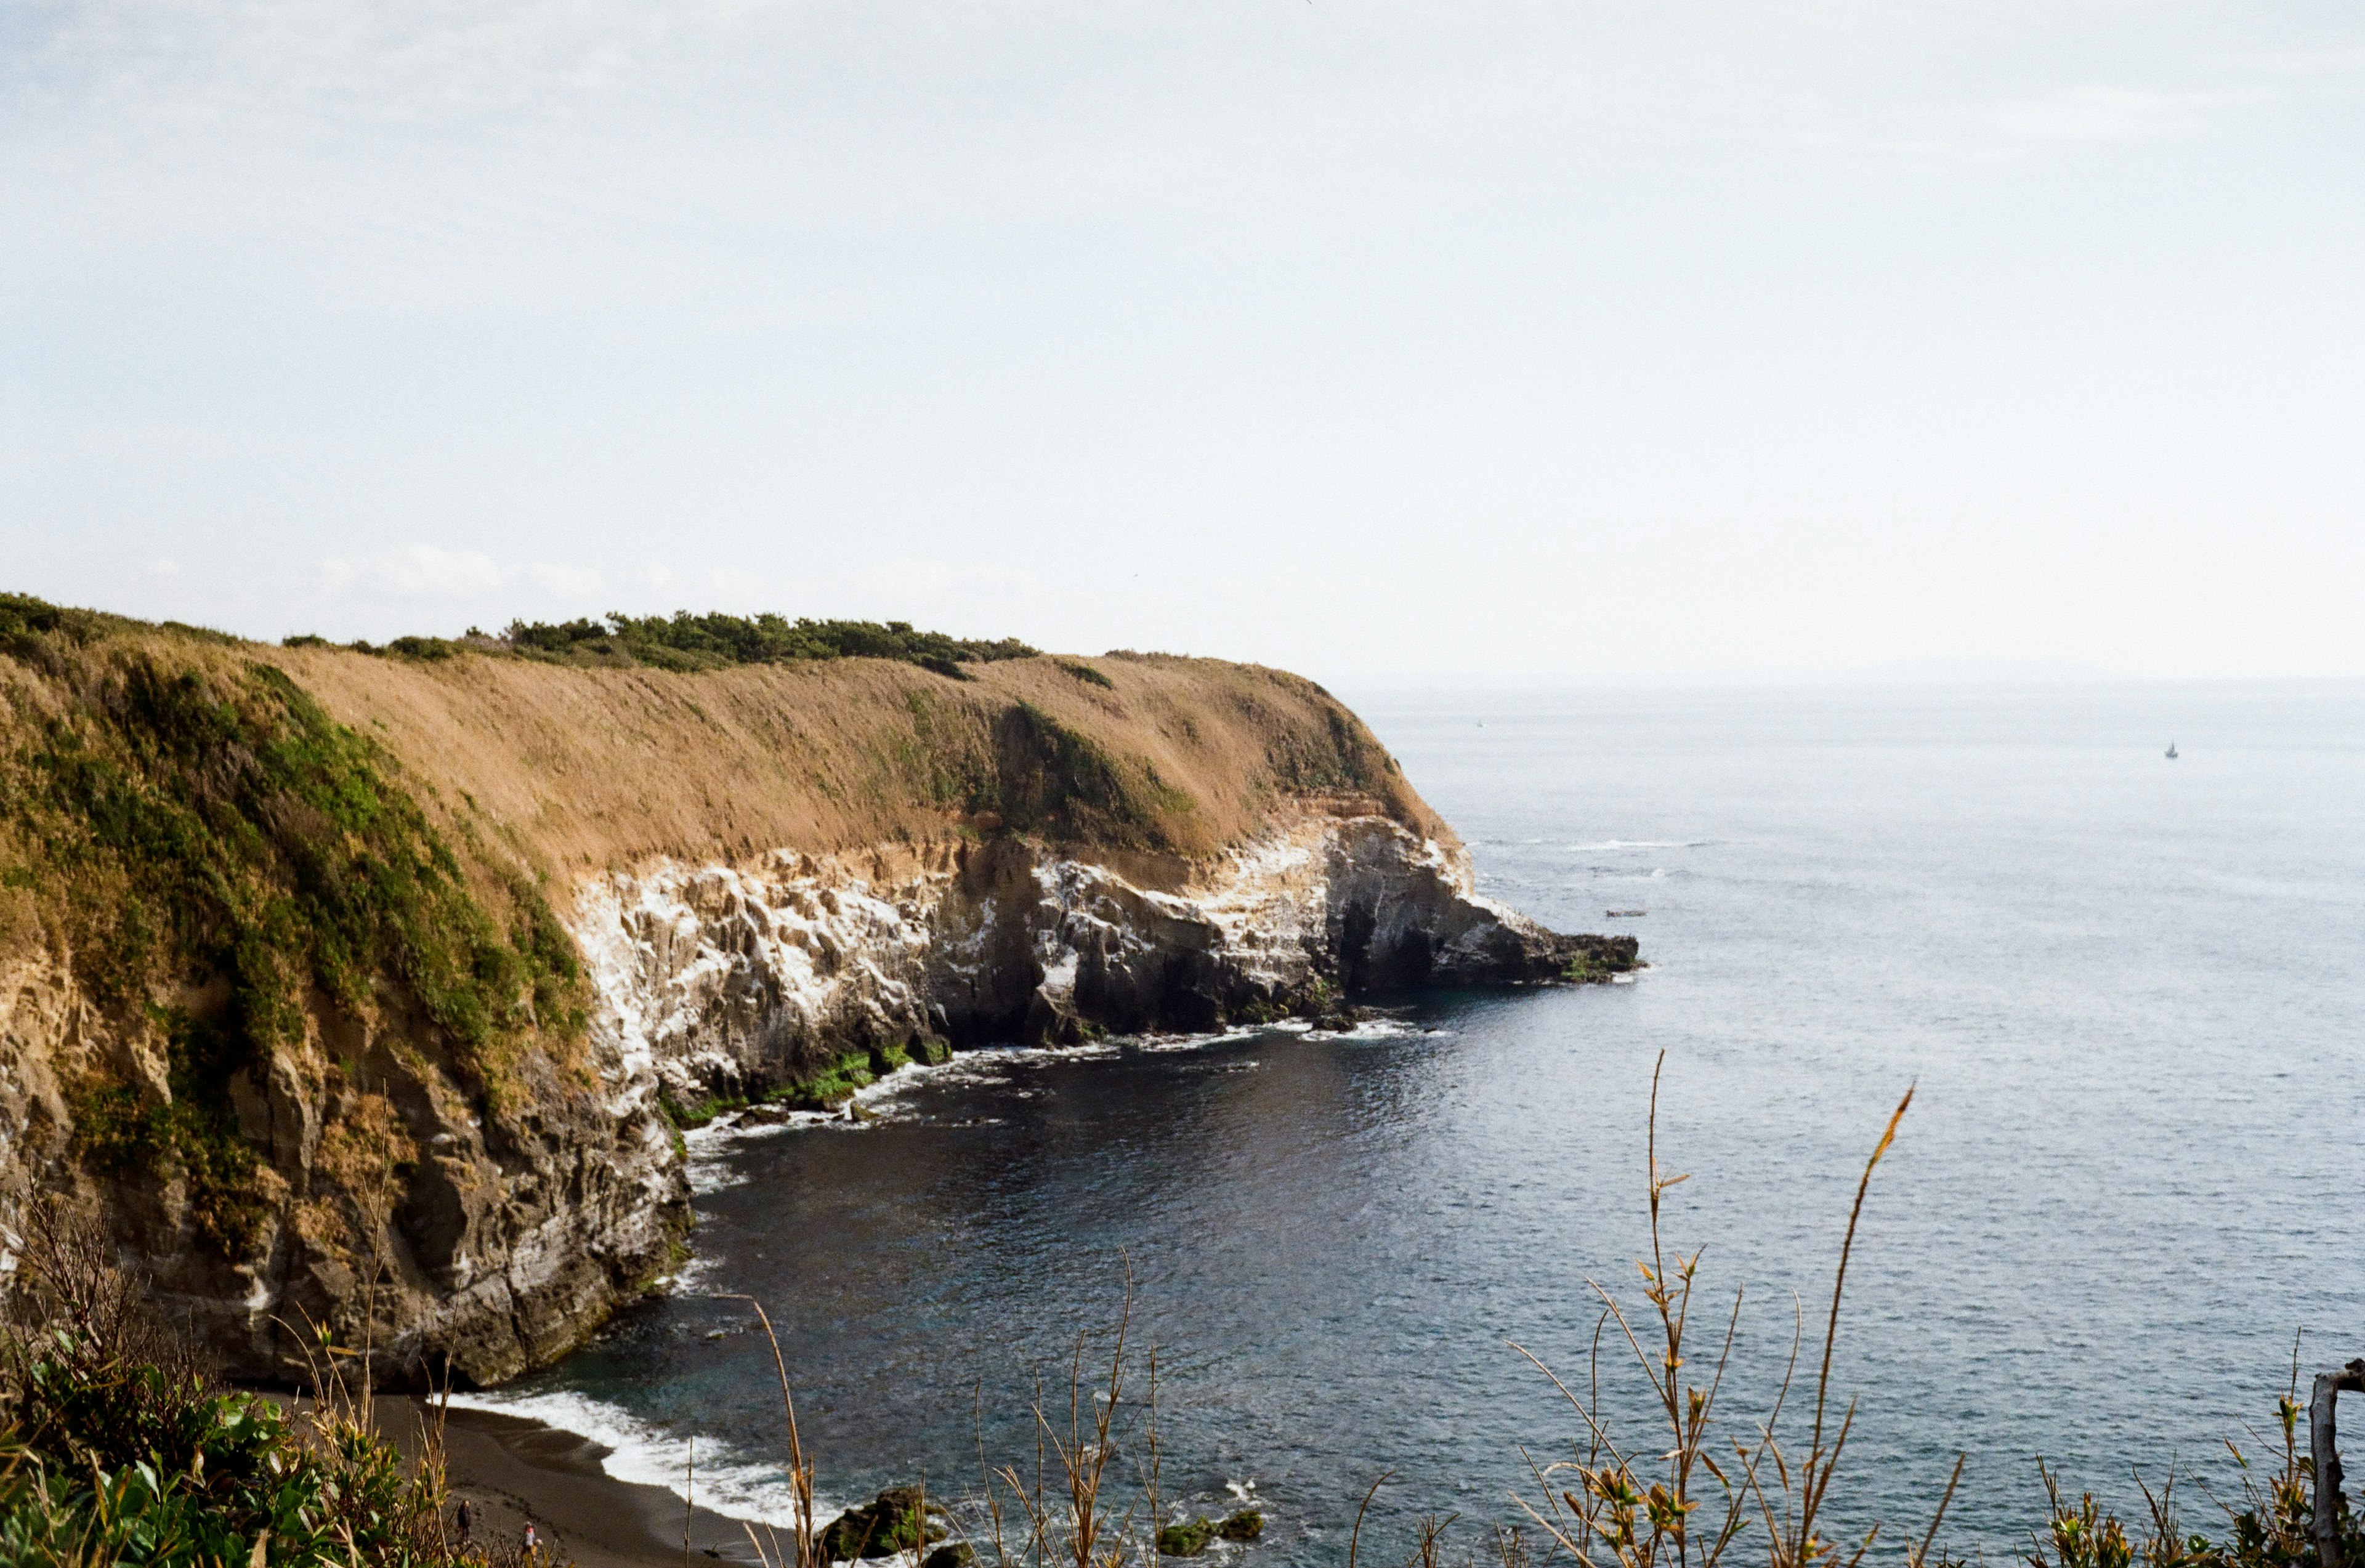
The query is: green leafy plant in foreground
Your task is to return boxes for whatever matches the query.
[0,1205,532,1567]
[7,938,2361,1568]
[2020,1371,2365,1568]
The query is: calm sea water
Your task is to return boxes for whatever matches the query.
[466,682,2365,1563]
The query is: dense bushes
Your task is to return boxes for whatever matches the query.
[491,612,1037,677]
[11,593,1043,681]
[0,1206,512,1567]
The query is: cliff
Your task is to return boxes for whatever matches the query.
[0,597,1635,1386]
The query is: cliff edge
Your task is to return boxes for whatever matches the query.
[0,597,1635,1386]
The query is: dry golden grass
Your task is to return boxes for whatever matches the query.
[250,642,1445,883]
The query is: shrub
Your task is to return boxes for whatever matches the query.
[496,612,1038,676]
[2021,1383,2365,1568]
[0,1203,522,1567]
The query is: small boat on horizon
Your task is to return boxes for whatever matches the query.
[2165,742,2179,759]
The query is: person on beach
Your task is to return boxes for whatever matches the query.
[524,1522,538,1559]
[456,1497,473,1543]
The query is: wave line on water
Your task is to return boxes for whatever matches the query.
[685,1017,1431,1173]
[443,1386,850,1530]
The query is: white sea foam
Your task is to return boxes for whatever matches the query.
[1564,839,1710,851]
[667,1251,726,1294]
[674,1019,1412,1194]
[682,1019,1421,1165]
[1133,1028,1263,1052]
[682,1110,833,1193]
[444,1386,852,1529]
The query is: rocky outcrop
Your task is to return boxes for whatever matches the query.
[0,940,687,1389]
[820,1486,952,1561]
[576,804,1636,1105]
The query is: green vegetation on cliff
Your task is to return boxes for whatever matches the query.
[657,1037,950,1130]
[0,593,588,1259]
[990,700,1188,846]
[377,610,1039,677]
[877,690,1208,848]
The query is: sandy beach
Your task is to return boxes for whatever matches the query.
[373,1397,771,1568]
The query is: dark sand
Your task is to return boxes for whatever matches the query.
[373,1397,771,1567]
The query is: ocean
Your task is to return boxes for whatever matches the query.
[459,681,2365,1563]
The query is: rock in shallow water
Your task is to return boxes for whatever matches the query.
[735,1104,797,1126]
[1157,1517,1216,1557]
[821,1486,949,1561]
[1157,1505,1264,1554]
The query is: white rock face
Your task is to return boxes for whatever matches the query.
[569,810,1598,1097]
[576,851,950,1101]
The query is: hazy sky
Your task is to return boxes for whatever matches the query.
[4,2,2361,682]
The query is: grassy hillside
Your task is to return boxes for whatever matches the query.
[4,589,1436,891]
[254,614,1441,879]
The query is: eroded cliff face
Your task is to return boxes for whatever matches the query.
[0,937,687,1388]
[575,804,1633,1109]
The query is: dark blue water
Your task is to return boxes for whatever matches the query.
[467,682,2365,1562]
